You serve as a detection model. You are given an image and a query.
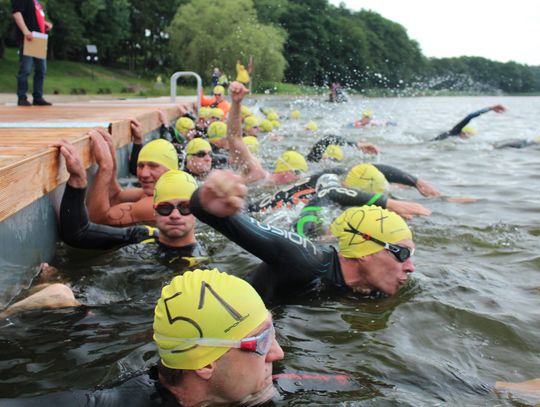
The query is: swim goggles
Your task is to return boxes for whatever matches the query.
[190,150,212,158]
[154,202,191,216]
[156,325,275,356]
[345,222,414,263]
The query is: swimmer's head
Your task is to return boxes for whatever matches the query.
[535,135,540,144]
[330,206,411,258]
[362,110,373,119]
[322,144,344,162]
[305,121,318,132]
[207,121,227,141]
[153,170,198,204]
[209,108,224,120]
[153,268,268,369]
[186,138,212,156]
[241,105,252,118]
[460,126,476,138]
[271,120,281,129]
[259,119,273,133]
[274,150,308,174]
[138,139,178,170]
[213,85,225,96]
[199,107,211,120]
[266,111,279,121]
[343,164,388,193]
[290,110,301,120]
[243,136,259,153]
[175,117,195,136]
[244,115,259,131]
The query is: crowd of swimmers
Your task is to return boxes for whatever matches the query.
[1,81,539,405]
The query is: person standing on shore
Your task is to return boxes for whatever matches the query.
[12,0,53,106]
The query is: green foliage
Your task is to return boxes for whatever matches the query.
[168,0,287,84]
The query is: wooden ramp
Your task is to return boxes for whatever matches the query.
[0,97,190,222]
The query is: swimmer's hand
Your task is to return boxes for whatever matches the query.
[495,378,540,396]
[229,81,249,104]
[443,196,480,203]
[357,142,379,155]
[386,199,431,220]
[490,104,506,113]
[415,179,441,198]
[52,139,87,188]
[198,170,247,217]
[130,118,144,144]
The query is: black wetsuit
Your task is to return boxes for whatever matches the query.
[247,164,418,214]
[306,135,357,162]
[494,139,538,149]
[432,107,491,141]
[60,184,206,268]
[190,189,347,305]
[0,366,180,406]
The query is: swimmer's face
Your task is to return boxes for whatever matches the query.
[245,125,259,137]
[186,150,213,176]
[154,198,196,241]
[359,238,415,295]
[137,161,170,195]
[211,313,284,404]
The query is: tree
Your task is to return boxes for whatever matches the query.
[168,0,287,84]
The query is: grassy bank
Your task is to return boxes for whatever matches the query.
[2,48,536,98]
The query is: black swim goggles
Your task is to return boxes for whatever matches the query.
[190,150,212,158]
[154,202,191,216]
[344,222,414,263]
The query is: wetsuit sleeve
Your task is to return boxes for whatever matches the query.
[190,189,329,303]
[60,184,157,250]
[494,139,531,149]
[128,143,142,176]
[373,164,418,186]
[434,108,491,140]
[307,135,356,162]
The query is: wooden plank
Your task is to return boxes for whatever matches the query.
[0,99,187,222]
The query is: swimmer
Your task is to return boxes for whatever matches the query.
[1,269,285,406]
[307,134,380,161]
[82,127,179,225]
[56,140,205,266]
[190,170,418,301]
[494,135,540,149]
[200,85,230,117]
[432,104,506,141]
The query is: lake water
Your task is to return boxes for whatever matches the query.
[1,95,539,405]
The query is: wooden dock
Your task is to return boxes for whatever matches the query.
[0,98,189,223]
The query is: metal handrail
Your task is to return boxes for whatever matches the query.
[170,72,202,117]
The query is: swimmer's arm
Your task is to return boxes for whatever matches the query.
[448,107,491,135]
[373,164,417,186]
[190,190,325,271]
[199,89,215,106]
[307,135,345,162]
[494,378,540,395]
[111,187,147,204]
[324,186,388,207]
[60,184,156,249]
[92,196,155,226]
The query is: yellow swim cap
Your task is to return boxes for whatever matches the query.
[153,269,268,370]
[186,138,212,155]
[153,170,198,204]
[290,110,301,120]
[199,107,211,119]
[241,105,252,118]
[213,85,225,95]
[343,164,388,193]
[138,139,178,170]
[535,135,540,144]
[462,126,476,135]
[274,150,308,174]
[243,136,259,153]
[207,121,227,140]
[210,108,224,119]
[271,119,281,129]
[260,119,273,133]
[243,115,259,131]
[305,121,318,131]
[362,110,373,119]
[266,111,279,121]
[175,117,195,135]
[330,206,411,258]
[323,144,344,162]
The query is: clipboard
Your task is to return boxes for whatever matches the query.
[23,32,48,59]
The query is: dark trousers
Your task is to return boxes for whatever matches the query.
[17,49,47,100]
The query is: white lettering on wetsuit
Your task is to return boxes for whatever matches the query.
[248,217,319,255]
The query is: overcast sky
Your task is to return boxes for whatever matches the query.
[328,0,540,66]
